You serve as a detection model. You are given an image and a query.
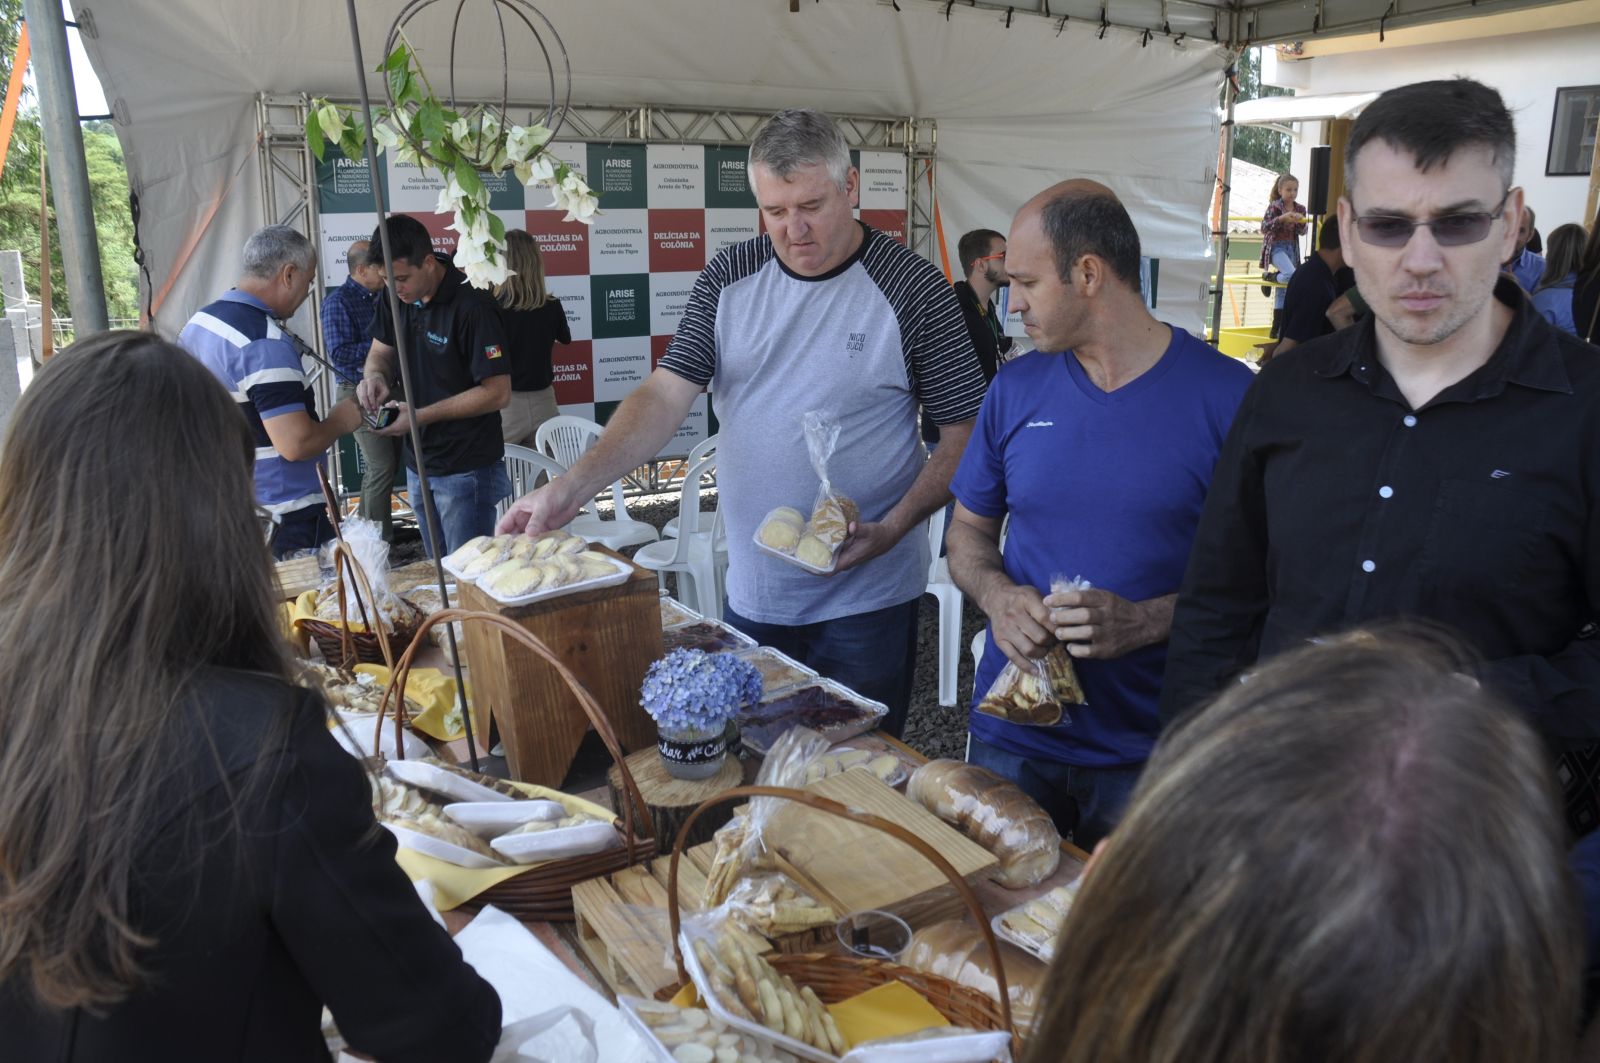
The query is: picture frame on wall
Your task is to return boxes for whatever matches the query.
[1545,84,1600,177]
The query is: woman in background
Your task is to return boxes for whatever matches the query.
[1026,632,1580,1063]
[495,229,570,448]
[0,332,500,1062]
[1532,222,1587,335]
[1259,172,1308,334]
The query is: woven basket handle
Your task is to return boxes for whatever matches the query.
[329,543,397,677]
[379,607,652,854]
[666,784,1015,1036]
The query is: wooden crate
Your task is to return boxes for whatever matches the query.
[457,550,662,786]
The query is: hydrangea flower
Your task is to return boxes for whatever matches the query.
[641,649,764,734]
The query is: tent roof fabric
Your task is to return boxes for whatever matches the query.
[1235,91,1378,125]
[76,0,1232,337]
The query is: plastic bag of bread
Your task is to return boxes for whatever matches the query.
[702,726,834,906]
[906,760,1060,888]
[903,920,1048,1037]
[752,411,860,575]
[976,574,1089,726]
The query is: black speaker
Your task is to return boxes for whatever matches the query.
[1307,145,1332,216]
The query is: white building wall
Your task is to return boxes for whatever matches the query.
[1283,23,1600,230]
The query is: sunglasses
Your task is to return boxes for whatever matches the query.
[974,251,1007,264]
[1350,188,1512,248]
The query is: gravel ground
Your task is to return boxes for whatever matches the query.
[389,489,982,762]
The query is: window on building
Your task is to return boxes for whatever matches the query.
[1546,85,1600,177]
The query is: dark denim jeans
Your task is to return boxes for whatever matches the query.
[406,463,513,559]
[270,503,334,560]
[966,735,1142,850]
[724,597,921,739]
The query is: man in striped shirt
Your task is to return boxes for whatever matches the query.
[179,225,361,557]
[499,109,986,735]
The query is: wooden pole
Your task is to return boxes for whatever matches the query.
[1585,113,1600,229]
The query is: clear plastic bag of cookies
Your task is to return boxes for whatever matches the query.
[753,411,859,575]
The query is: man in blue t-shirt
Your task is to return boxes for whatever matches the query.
[947,180,1253,847]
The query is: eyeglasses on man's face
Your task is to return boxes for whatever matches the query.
[974,250,1007,265]
[1349,188,1513,249]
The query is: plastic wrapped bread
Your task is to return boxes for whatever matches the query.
[906,759,1061,888]
[903,920,1048,1036]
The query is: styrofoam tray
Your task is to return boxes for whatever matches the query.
[383,821,505,870]
[480,553,634,606]
[441,549,504,586]
[489,820,621,864]
[443,799,566,839]
[736,677,889,756]
[752,534,839,575]
[384,759,513,804]
[990,877,1082,964]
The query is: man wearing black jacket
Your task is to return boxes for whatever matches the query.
[1163,78,1600,830]
[924,229,1013,446]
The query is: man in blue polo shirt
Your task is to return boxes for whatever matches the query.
[179,225,362,558]
[946,181,1252,847]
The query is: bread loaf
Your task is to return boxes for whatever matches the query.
[903,920,1048,1035]
[906,759,1061,887]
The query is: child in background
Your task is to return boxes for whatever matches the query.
[1260,173,1308,335]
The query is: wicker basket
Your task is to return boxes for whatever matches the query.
[301,545,425,668]
[374,607,657,921]
[657,785,1016,1049]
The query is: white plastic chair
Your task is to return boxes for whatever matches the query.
[498,444,569,524]
[662,434,719,539]
[926,506,963,708]
[632,451,727,618]
[533,415,660,553]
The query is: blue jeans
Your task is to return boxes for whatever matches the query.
[724,598,921,739]
[966,735,1142,850]
[406,463,512,559]
[1270,244,1298,310]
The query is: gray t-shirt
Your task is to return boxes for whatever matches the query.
[659,225,986,625]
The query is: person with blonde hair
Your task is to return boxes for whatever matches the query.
[494,229,570,447]
[0,332,501,1060]
[1030,631,1582,1063]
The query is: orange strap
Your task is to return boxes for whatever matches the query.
[39,143,51,359]
[0,24,29,181]
[150,132,264,318]
[927,166,953,282]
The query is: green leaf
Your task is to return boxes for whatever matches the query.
[419,98,447,145]
[385,44,410,73]
[454,155,486,201]
[305,108,325,162]
[388,64,409,106]
[397,73,424,110]
[487,212,506,242]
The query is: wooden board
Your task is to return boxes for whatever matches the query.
[606,746,742,856]
[457,548,661,786]
[767,769,998,929]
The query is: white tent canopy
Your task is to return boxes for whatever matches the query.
[74,0,1230,338]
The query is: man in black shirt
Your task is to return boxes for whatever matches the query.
[1163,79,1600,821]
[1257,215,1353,365]
[924,229,1012,446]
[356,214,511,556]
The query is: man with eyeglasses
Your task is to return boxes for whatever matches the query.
[1162,79,1600,809]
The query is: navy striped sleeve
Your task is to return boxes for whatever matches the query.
[241,338,313,421]
[859,232,987,426]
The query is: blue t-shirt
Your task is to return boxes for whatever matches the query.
[951,327,1253,768]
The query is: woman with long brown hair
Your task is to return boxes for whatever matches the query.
[494,229,570,447]
[0,332,500,1060]
[1028,632,1581,1063]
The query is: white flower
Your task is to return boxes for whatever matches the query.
[433,172,467,216]
[318,103,346,140]
[505,123,552,164]
[447,206,493,244]
[461,255,512,288]
[450,115,473,144]
[515,152,556,187]
[372,119,403,151]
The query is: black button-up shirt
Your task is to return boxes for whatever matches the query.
[1163,277,1600,746]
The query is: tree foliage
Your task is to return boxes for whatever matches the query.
[0,3,139,324]
[1234,46,1292,175]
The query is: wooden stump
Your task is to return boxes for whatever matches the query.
[607,746,742,854]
